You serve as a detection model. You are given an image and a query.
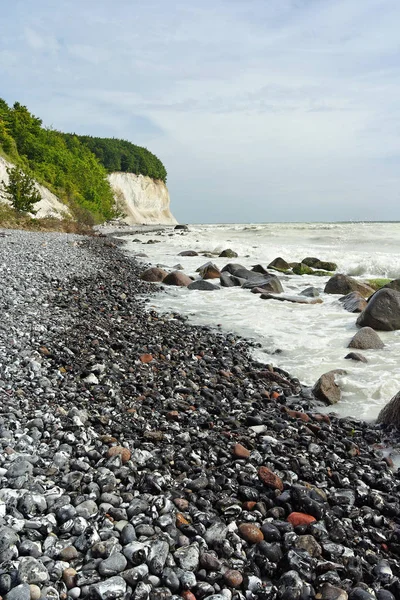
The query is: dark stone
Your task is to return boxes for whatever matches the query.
[344,353,368,363]
[188,280,219,291]
[339,292,367,313]
[348,327,384,350]
[377,391,400,427]
[312,370,347,405]
[356,288,400,331]
[324,275,374,297]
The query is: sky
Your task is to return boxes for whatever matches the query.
[1,0,400,223]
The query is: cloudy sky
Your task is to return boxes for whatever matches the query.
[1,0,400,223]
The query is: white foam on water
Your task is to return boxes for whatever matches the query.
[121,222,400,421]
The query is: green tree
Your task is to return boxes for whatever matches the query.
[2,166,41,214]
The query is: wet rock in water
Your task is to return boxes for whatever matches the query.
[197,262,221,279]
[383,278,400,292]
[251,264,271,275]
[175,224,189,230]
[243,275,283,293]
[163,271,193,286]
[312,369,346,405]
[324,274,374,297]
[268,257,290,272]
[260,293,322,304]
[219,249,238,258]
[377,391,400,427]
[301,287,320,297]
[339,292,367,313]
[344,352,368,363]
[292,262,332,276]
[221,263,259,281]
[140,268,168,283]
[302,257,338,271]
[178,250,198,256]
[220,272,242,287]
[348,327,384,350]
[238,523,264,544]
[188,279,219,291]
[356,288,400,330]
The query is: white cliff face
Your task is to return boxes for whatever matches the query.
[108,172,178,225]
[0,156,71,219]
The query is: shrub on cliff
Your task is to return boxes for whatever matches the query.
[1,165,41,214]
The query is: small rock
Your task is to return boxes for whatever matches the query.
[107,446,131,463]
[232,443,250,458]
[287,512,317,527]
[238,523,264,544]
[223,570,243,588]
[258,466,284,491]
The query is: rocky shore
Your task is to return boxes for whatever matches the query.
[1,229,400,600]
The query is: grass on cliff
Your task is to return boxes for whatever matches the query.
[0,203,94,234]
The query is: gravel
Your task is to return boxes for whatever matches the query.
[0,228,400,600]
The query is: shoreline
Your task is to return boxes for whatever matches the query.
[1,228,400,599]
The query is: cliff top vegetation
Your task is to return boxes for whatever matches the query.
[0,99,167,223]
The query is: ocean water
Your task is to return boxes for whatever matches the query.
[121,222,400,421]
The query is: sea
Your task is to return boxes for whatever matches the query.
[120,222,400,422]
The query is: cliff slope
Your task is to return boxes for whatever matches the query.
[0,156,71,219]
[108,172,177,225]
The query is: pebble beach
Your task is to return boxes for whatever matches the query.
[1,229,400,600]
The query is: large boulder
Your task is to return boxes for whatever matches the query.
[377,391,400,427]
[251,264,271,275]
[324,274,374,298]
[140,267,167,283]
[356,288,400,331]
[292,263,332,276]
[348,327,384,350]
[163,271,192,287]
[300,287,320,298]
[178,250,198,256]
[219,249,238,258]
[383,279,400,292]
[267,257,290,272]
[302,257,338,271]
[243,275,283,294]
[221,263,256,280]
[312,369,346,405]
[220,273,244,287]
[175,224,189,231]
[196,262,221,279]
[339,292,367,313]
[188,280,219,291]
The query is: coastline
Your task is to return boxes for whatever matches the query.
[1,228,400,599]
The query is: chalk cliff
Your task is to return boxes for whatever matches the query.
[108,172,177,225]
[0,156,71,219]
